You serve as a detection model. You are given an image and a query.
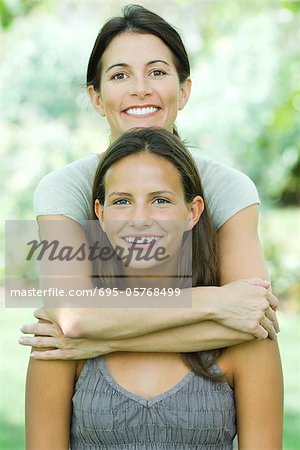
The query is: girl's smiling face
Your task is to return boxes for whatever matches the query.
[95,152,203,273]
[88,32,191,141]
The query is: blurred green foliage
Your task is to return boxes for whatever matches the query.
[0,0,42,28]
[259,208,300,304]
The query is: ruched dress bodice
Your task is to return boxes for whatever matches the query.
[71,356,236,449]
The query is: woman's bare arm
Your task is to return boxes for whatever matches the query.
[218,205,269,283]
[226,338,283,449]
[37,211,277,338]
[20,207,279,359]
[21,316,254,360]
[26,345,78,449]
[50,280,276,341]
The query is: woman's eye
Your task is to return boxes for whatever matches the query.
[150,69,166,77]
[113,199,130,205]
[153,198,170,204]
[111,72,128,81]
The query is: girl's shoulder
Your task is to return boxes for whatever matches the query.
[218,338,281,387]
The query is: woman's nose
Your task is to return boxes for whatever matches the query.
[129,76,153,98]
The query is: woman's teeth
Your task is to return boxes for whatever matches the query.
[126,107,158,116]
[124,236,160,244]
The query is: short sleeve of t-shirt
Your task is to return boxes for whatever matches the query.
[189,148,260,229]
[34,150,260,230]
[33,154,99,225]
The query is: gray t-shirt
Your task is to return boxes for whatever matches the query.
[33,149,259,230]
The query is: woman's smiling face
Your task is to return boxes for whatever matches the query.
[89,32,191,141]
[95,152,203,273]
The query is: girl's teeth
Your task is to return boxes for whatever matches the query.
[126,107,158,116]
[125,237,160,244]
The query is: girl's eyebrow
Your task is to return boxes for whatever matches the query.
[105,60,170,73]
[108,190,175,198]
[149,190,174,196]
[108,191,132,198]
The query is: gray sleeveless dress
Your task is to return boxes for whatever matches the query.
[70,355,236,449]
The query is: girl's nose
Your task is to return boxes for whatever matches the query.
[129,205,153,229]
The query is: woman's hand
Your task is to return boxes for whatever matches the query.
[214,278,279,339]
[19,308,111,360]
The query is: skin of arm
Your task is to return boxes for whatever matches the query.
[217,205,269,283]
[20,206,279,359]
[223,338,283,449]
[26,319,253,360]
[20,205,279,359]
[107,321,253,353]
[37,207,277,340]
[25,346,78,450]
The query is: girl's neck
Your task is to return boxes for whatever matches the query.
[123,274,177,289]
[122,259,179,289]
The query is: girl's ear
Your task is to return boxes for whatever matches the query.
[94,199,105,231]
[87,85,106,117]
[185,196,205,231]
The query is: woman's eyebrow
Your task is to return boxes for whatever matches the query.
[147,59,170,67]
[105,60,170,73]
[105,63,129,73]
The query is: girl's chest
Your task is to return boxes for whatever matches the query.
[103,351,191,399]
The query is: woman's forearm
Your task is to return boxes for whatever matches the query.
[22,277,277,360]
[108,320,254,353]
[47,287,219,340]
[21,316,254,361]
[47,279,277,341]
[41,207,279,342]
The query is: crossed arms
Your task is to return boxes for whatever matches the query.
[21,205,279,358]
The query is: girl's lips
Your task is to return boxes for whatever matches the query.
[119,236,164,250]
[122,236,162,245]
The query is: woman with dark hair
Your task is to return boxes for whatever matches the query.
[21,3,279,354]
[26,128,283,449]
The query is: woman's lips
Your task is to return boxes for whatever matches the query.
[123,106,160,117]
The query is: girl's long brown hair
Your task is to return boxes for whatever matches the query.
[92,128,224,381]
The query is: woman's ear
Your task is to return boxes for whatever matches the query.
[87,85,106,117]
[94,199,105,231]
[185,196,205,231]
[179,77,192,111]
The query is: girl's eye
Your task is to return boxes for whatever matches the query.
[153,198,170,205]
[150,69,166,77]
[111,72,128,81]
[113,199,130,205]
